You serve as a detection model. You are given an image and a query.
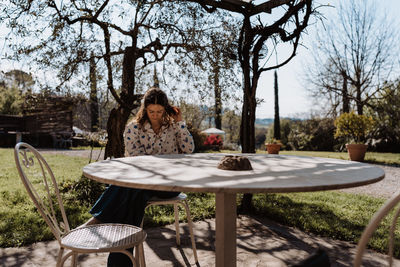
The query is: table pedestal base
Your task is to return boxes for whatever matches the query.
[216,192,237,267]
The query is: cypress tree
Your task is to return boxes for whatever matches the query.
[273,70,281,140]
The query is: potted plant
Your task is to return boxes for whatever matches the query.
[334,111,375,162]
[265,138,282,154]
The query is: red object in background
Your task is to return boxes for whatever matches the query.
[204,134,223,146]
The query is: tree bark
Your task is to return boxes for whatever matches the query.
[104,47,140,159]
[341,72,350,113]
[273,70,281,140]
[356,86,363,115]
[213,65,222,129]
[239,16,256,154]
[105,107,131,159]
[89,53,99,132]
[239,16,257,212]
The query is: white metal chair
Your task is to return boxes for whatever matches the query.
[141,193,198,263]
[354,191,400,267]
[14,142,147,267]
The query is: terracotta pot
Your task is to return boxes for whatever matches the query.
[266,143,281,154]
[346,144,368,162]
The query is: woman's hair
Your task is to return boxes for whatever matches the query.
[135,87,176,126]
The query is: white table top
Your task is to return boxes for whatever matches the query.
[83,153,385,194]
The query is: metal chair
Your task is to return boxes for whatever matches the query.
[14,142,146,267]
[141,193,198,263]
[354,191,400,267]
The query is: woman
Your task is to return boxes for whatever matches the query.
[88,87,194,266]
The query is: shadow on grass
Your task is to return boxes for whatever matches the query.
[245,192,400,258]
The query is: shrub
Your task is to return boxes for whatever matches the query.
[334,112,375,144]
[186,123,207,152]
[59,175,105,206]
[287,118,337,151]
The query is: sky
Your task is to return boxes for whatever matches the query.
[255,0,400,119]
[1,0,399,119]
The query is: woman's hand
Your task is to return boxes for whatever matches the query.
[172,106,182,122]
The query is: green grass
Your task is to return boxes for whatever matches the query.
[1,148,400,257]
[0,148,215,247]
[250,191,400,257]
[0,148,92,247]
[71,146,103,150]
[257,150,400,166]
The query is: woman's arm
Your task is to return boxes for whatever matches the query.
[124,122,146,156]
[174,121,195,154]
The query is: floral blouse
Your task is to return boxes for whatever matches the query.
[124,120,195,156]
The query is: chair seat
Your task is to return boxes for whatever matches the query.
[61,224,146,253]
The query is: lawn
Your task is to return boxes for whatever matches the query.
[258,149,400,166]
[1,148,400,257]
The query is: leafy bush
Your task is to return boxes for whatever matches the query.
[186,123,207,152]
[0,85,24,115]
[266,119,298,150]
[287,118,337,151]
[82,130,107,147]
[60,175,106,206]
[265,137,282,145]
[367,81,400,152]
[334,111,375,144]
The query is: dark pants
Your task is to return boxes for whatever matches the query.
[90,185,180,267]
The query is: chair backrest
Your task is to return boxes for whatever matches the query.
[14,142,70,243]
[354,191,400,267]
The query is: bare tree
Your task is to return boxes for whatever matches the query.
[187,0,316,210]
[187,0,316,153]
[306,0,399,116]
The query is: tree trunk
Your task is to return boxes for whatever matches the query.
[89,53,99,132]
[341,72,350,114]
[104,47,140,159]
[239,81,257,212]
[105,107,131,159]
[356,86,363,115]
[213,65,222,129]
[239,16,257,212]
[273,70,281,140]
[240,85,256,153]
[239,16,255,154]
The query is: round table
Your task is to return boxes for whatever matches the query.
[83,153,385,267]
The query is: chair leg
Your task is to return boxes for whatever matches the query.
[71,253,78,267]
[59,250,74,267]
[138,243,146,267]
[56,248,64,267]
[174,203,181,246]
[182,200,199,263]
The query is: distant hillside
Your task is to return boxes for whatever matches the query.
[255,118,273,126]
[255,117,300,128]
